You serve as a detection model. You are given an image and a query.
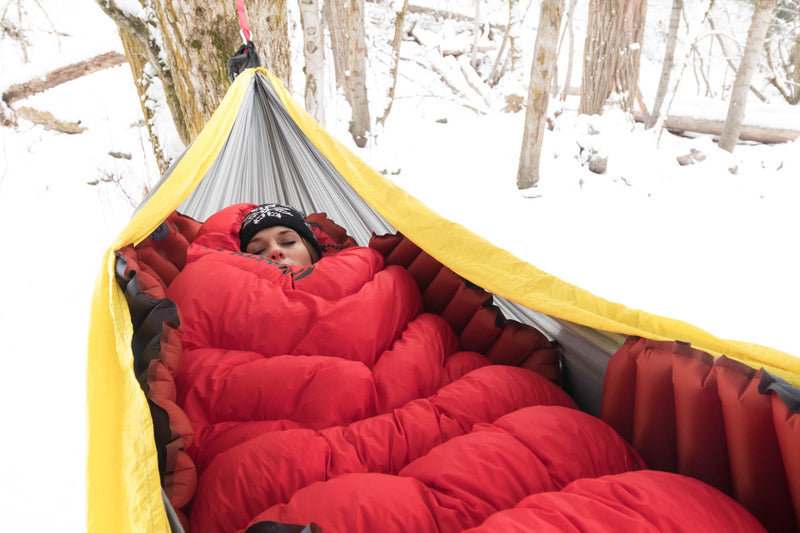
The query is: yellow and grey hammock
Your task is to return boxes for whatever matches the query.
[87,68,800,532]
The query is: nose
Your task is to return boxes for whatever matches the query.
[268,246,285,262]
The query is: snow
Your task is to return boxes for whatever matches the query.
[112,0,149,20]
[1,0,798,530]
[1,3,157,530]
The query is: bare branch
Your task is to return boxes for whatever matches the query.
[2,51,127,105]
[16,106,86,134]
[708,17,767,102]
[406,4,505,32]
[30,0,62,50]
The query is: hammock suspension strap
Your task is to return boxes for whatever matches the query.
[227,0,261,81]
[235,0,252,43]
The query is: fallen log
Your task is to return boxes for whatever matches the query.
[2,51,127,105]
[634,110,800,144]
[407,5,505,32]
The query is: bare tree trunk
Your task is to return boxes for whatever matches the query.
[784,31,800,103]
[96,1,194,147]
[487,22,510,86]
[787,32,800,104]
[654,0,714,145]
[646,0,682,128]
[508,0,523,73]
[765,30,800,104]
[325,0,371,147]
[471,0,481,69]
[784,30,800,105]
[118,30,174,173]
[345,0,371,148]
[248,0,292,90]
[556,0,578,101]
[297,0,325,124]
[719,0,778,152]
[323,0,347,91]
[378,0,409,126]
[517,0,564,190]
[709,17,768,103]
[96,0,291,165]
[146,0,238,137]
[579,0,647,116]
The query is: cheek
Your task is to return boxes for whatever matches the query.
[293,246,313,265]
[300,241,317,264]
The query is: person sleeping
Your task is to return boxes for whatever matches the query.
[165,202,495,466]
[159,202,765,533]
[238,203,322,266]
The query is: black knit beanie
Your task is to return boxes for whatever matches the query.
[239,203,323,258]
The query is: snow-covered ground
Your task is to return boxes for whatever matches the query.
[1,0,798,530]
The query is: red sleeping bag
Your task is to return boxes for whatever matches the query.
[165,203,765,533]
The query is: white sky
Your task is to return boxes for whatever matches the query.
[1,0,798,530]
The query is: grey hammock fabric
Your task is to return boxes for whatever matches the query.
[141,72,393,246]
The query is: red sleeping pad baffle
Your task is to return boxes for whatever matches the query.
[602,336,799,532]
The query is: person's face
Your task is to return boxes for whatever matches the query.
[245,226,313,266]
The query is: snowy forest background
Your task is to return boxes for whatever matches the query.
[2,0,800,530]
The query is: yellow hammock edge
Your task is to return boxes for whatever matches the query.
[86,71,254,532]
[260,68,800,386]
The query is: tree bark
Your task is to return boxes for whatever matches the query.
[517,0,564,190]
[96,0,291,164]
[651,1,715,146]
[487,21,510,86]
[786,32,800,104]
[508,0,523,73]
[766,28,800,104]
[646,0,682,128]
[471,0,481,69]
[325,0,371,147]
[248,0,292,90]
[297,0,325,124]
[719,0,778,152]
[378,0,409,126]
[323,0,347,92]
[151,0,239,138]
[117,29,174,172]
[96,1,188,147]
[556,0,578,101]
[708,17,768,103]
[579,0,648,116]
